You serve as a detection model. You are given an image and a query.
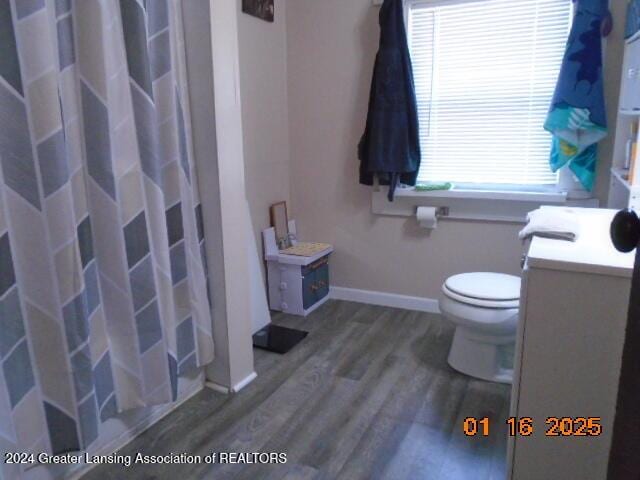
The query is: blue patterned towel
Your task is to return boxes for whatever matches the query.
[626,0,640,39]
[544,0,608,191]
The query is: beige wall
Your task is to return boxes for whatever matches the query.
[285,0,625,300]
[238,0,290,265]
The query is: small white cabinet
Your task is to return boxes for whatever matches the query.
[262,223,333,316]
[508,208,634,480]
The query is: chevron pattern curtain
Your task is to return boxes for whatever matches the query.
[0,0,214,474]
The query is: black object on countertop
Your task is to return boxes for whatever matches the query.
[610,208,640,253]
[252,324,308,354]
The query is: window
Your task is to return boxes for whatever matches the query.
[407,0,572,188]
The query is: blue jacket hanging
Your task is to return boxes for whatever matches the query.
[544,0,609,191]
[358,0,421,202]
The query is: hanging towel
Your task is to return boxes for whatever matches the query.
[358,0,420,202]
[544,0,609,191]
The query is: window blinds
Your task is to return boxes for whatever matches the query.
[408,0,572,186]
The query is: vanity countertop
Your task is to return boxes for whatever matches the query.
[526,207,635,278]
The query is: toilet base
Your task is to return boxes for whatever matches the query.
[447,327,514,384]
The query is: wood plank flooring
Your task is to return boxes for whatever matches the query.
[82,300,511,480]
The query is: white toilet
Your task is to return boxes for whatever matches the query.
[438,272,521,384]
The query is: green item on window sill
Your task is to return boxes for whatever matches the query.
[414,182,453,192]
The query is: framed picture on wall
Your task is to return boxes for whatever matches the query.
[269,201,290,250]
[242,0,274,23]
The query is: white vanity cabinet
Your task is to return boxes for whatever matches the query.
[508,208,634,480]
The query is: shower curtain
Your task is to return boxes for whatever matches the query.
[0,0,215,470]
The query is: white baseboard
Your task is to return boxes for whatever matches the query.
[232,371,257,392]
[206,371,257,394]
[205,380,230,394]
[330,286,440,314]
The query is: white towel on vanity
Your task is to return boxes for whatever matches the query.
[519,208,580,242]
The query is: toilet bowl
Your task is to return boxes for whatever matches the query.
[438,272,521,384]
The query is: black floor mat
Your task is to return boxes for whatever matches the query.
[252,324,308,354]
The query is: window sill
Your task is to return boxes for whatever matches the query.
[394,187,568,203]
[371,187,599,223]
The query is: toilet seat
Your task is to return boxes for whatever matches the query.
[442,285,519,309]
[443,272,521,309]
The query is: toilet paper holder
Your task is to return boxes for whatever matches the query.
[416,205,449,218]
[416,206,449,228]
[435,207,450,218]
[416,206,449,218]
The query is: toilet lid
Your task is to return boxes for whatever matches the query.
[445,273,521,302]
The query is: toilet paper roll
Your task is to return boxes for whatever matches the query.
[416,206,438,229]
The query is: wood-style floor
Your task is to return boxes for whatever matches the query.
[82,300,511,480]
